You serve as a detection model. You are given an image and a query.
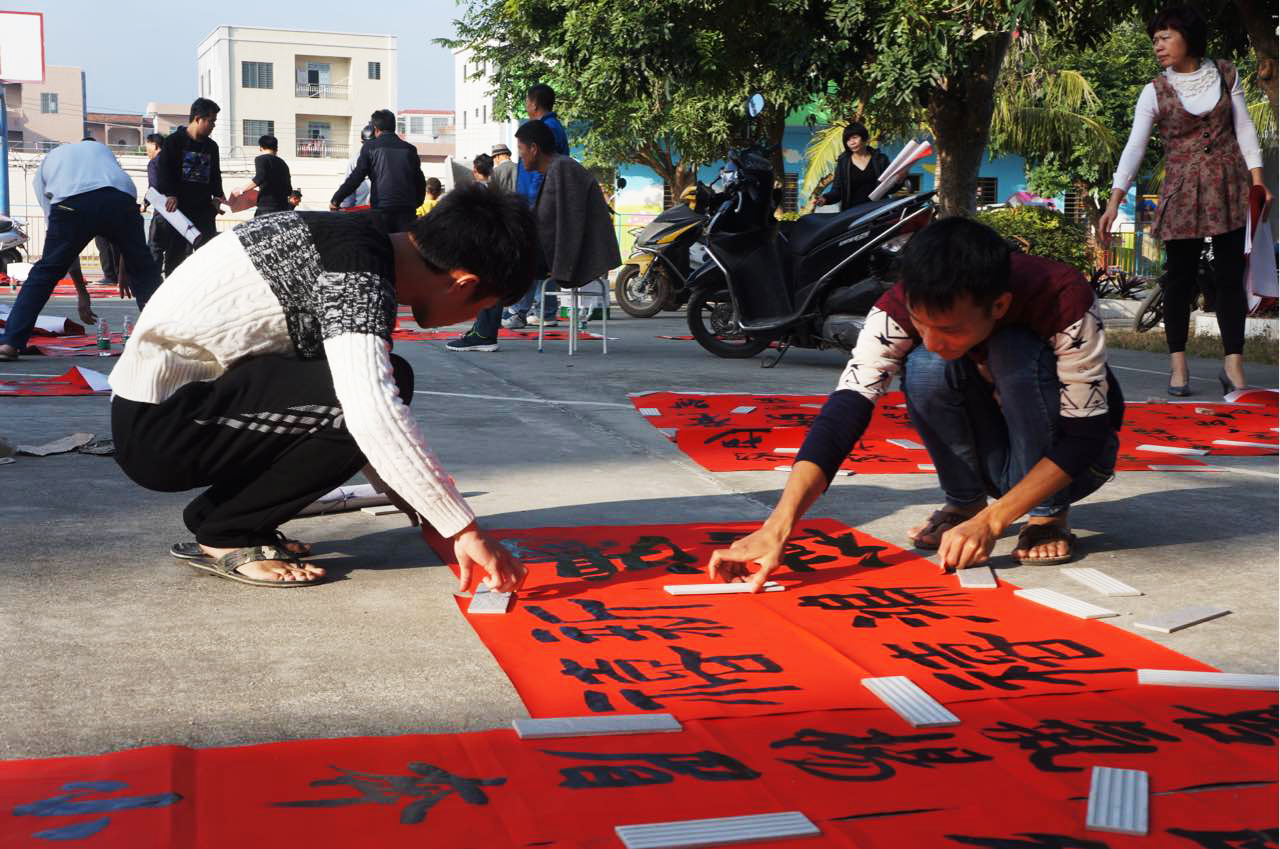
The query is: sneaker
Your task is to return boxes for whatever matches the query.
[445,332,499,352]
[528,315,559,327]
[503,314,528,330]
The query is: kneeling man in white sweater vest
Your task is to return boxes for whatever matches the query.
[109,185,537,589]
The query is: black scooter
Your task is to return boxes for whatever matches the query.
[614,195,707,318]
[686,97,935,364]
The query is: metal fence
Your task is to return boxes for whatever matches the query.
[1102,228,1164,279]
[294,83,349,99]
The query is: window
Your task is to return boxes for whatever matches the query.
[1063,187,1088,224]
[976,177,998,206]
[462,112,466,130]
[242,62,273,89]
[40,92,57,113]
[368,61,381,80]
[410,116,424,135]
[482,104,487,124]
[397,117,406,135]
[243,119,274,147]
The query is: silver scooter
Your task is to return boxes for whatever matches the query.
[0,212,28,279]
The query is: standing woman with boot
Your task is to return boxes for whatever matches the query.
[1098,5,1271,397]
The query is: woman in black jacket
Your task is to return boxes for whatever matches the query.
[814,123,895,211]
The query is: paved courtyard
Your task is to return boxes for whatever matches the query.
[1,295,1275,759]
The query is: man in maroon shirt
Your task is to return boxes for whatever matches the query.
[708,218,1122,584]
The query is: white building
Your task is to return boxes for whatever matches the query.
[452,48,520,161]
[196,25,397,161]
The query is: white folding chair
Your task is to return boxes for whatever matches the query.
[536,277,609,355]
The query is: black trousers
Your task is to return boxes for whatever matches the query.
[372,207,416,234]
[112,353,414,548]
[1163,228,1247,356]
[163,208,218,276]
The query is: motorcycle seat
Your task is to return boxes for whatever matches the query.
[784,200,896,256]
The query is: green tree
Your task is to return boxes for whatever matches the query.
[441,1,863,198]
[822,0,1126,217]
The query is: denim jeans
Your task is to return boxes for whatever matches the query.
[2,187,162,350]
[901,327,1118,517]
[506,278,558,321]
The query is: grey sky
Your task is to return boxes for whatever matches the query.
[5,1,460,113]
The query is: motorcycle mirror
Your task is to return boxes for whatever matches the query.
[616,177,627,190]
[746,93,765,118]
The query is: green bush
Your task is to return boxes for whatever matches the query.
[976,206,1091,274]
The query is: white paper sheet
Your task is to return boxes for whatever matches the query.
[144,188,203,245]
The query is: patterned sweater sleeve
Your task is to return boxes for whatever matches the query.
[324,332,476,537]
[795,307,915,483]
[1045,297,1113,478]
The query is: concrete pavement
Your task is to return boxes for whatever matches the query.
[1,296,1276,759]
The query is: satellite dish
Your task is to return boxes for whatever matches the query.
[746,93,765,118]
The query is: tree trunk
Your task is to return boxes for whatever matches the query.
[1075,179,1106,269]
[927,33,1012,218]
[631,143,696,207]
[1237,0,1279,112]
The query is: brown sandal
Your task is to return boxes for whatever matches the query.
[909,509,975,550]
[1013,523,1078,566]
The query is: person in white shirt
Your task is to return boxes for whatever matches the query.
[110,185,536,590]
[1097,5,1271,397]
[0,140,162,360]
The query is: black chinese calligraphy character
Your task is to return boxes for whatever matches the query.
[672,398,709,409]
[770,727,992,781]
[981,718,1180,772]
[525,598,729,643]
[274,763,505,825]
[1172,704,1279,746]
[945,835,1110,848]
[562,645,800,712]
[545,749,761,788]
[612,536,701,575]
[1165,827,1279,849]
[702,427,768,447]
[784,527,891,571]
[498,537,621,581]
[798,586,998,628]
[884,632,1128,692]
[13,780,182,841]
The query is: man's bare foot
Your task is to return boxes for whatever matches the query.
[1012,514,1073,562]
[909,502,985,549]
[199,545,325,582]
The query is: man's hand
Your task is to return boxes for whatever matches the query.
[76,290,97,325]
[937,513,1000,572]
[328,202,340,212]
[1096,208,1118,246]
[212,196,226,214]
[164,196,178,213]
[455,524,527,594]
[707,522,789,592]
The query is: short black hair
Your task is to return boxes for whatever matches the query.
[258,134,278,152]
[410,183,538,307]
[899,217,1012,314]
[515,119,556,156]
[425,177,442,197]
[526,83,555,112]
[842,123,870,145]
[146,133,164,146]
[288,189,302,199]
[189,98,220,122]
[472,153,494,178]
[370,109,396,133]
[1147,5,1208,59]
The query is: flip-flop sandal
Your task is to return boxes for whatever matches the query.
[169,532,311,562]
[1013,524,1078,566]
[909,509,974,551]
[177,544,325,588]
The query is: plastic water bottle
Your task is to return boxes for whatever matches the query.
[121,315,132,344]
[97,319,111,356]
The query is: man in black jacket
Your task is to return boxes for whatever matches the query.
[155,98,225,274]
[330,109,425,233]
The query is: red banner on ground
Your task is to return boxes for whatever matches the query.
[393,327,603,342]
[633,392,1276,473]
[0,367,110,396]
[424,521,1216,718]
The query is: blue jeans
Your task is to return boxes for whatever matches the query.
[3,187,162,350]
[506,279,558,321]
[901,327,1118,517]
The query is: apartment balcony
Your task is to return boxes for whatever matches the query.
[295,138,350,159]
[295,82,349,99]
